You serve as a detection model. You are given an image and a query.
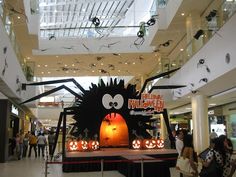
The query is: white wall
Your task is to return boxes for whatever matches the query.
[0,18,36,104]
[162,13,236,98]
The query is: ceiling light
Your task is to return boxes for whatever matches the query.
[132,62,135,65]
[41,72,44,74]
[56,56,59,58]
[92,70,95,73]
[44,64,48,67]
[180,48,184,51]
[194,29,204,40]
[118,70,120,72]
[101,63,104,65]
[17,16,21,19]
[181,13,185,16]
[209,103,216,106]
[37,65,41,67]
[47,71,51,74]
[72,64,75,66]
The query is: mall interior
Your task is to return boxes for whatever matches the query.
[0,0,236,176]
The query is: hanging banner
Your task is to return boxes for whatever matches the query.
[128,93,164,116]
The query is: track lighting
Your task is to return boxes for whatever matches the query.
[205,10,217,21]
[194,29,204,40]
[147,17,156,26]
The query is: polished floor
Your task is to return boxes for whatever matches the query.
[0,155,179,177]
[1,155,236,177]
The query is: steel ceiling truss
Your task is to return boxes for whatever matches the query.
[39,0,134,38]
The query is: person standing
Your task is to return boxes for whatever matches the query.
[37,133,47,158]
[176,129,184,156]
[181,134,198,177]
[15,133,21,160]
[22,132,29,158]
[209,129,218,143]
[48,131,55,158]
[28,132,37,158]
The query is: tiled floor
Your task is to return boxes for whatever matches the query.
[0,156,179,177]
[2,156,236,177]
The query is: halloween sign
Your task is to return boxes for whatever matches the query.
[128,93,164,116]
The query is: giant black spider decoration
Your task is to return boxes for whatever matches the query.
[21,68,185,156]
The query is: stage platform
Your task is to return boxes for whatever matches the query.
[63,148,178,177]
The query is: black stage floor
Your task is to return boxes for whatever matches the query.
[63,148,178,177]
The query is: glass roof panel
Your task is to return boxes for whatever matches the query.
[39,0,156,39]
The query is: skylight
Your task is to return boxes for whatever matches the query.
[38,0,156,39]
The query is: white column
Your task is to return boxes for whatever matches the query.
[160,114,168,140]
[191,94,209,154]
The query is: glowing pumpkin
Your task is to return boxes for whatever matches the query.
[156,139,164,148]
[143,139,157,149]
[68,140,78,151]
[132,139,142,149]
[78,140,89,151]
[89,140,99,150]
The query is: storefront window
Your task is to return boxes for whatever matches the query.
[0,0,4,17]
[229,114,236,150]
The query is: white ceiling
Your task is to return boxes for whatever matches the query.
[5,0,236,126]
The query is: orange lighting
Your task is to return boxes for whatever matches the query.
[132,139,142,149]
[67,140,78,151]
[100,113,129,147]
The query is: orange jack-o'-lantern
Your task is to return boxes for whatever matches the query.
[143,139,157,149]
[132,139,142,149]
[89,140,99,150]
[68,140,78,151]
[156,139,164,148]
[78,140,88,151]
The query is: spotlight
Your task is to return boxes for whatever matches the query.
[147,17,156,26]
[137,30,144,38]
[205,10,217,21]
[199,78,208,83]
[92,17,100,27]
[197,59,205,67]
[137,22,146,38]
[194,29,204,40]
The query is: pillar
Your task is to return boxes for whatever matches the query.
[191,94,209,154]
[0,99,10,163]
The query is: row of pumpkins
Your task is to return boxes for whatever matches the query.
[67,139,164,152]
[132,139,164,149]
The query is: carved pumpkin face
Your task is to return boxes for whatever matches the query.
[156,139,164,148]
[89,140,99,150]
[78,140,88,151]
[68,140,78,151]
[132,139,142,149]
[143,139,157,149]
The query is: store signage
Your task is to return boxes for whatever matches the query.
[128,93,164,116]
[11,105,19,116]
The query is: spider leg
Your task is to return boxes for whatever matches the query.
[22,78,86,93]
[20,85,82,104]
[138,68,180,96]
[148,85,186,93]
